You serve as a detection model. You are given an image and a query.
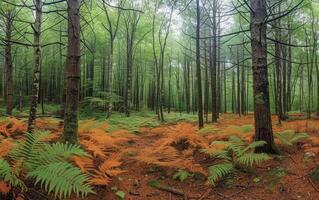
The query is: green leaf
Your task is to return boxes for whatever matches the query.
[116,190,126,199]
[208,163,235,186]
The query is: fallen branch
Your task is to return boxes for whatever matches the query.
[148,180,185,196]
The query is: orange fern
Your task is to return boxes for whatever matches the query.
[0,181,10,194]
[0,140,14,158]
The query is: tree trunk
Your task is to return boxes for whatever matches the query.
[4,15,13,116]
[28,0,42,132]
[250,0,277,153]
[211,0,218,122]
[63,0,81,144]
[196,0,204,128]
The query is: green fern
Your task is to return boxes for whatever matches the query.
[32,142,90,168]
[206,136,270,186]
[173,169,192,182]
[237,153,270,167]
[0,159,27,192]
[275,130,309,146]
[28,162,94,198]
[208,163,234,186]
[0,131,95,198]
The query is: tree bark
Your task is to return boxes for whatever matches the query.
[196,0,204,128]
[250,0,277,153]
[63,0,81,144]
[4,14,13,116]
[28,0,42,132]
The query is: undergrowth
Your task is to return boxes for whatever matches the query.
[0,131,94,199]
[203,136,270,186]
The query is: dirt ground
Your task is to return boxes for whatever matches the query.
[1,113,319,200]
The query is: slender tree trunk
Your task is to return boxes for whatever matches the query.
[211,0,218,122]
[168,56,172,113]
[28,0,42,132]
[63,0,81,144]
[4,15,13,115]
[250,0,277,153]
[196,0,204,128]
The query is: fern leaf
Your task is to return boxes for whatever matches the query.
[208,163,234,186]
[36,143,90,165]
[0,159,26,192]
[239,141,267,156]
[28,162,94,198]
[236,153,270,167]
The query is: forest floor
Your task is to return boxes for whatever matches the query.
[1,111,319,200]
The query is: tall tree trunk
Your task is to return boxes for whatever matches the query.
[4,15,13,116]
[63,0,81,144]
[28,0,42,132]
[196,0,204,128]
[250,0,277,153]
[275,24,283,125]
[211,0,218,122]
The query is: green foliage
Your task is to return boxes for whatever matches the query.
[28,162,92,198]
[0,159,27,192]
[208,163,234,186]
[275,130,309,146]
[262,167,286,191]
[173,169,192,182]
[115,190,126,199]
[198,125,220,136]
[147,179,161,188]
[206,136,270,186]
[311,166,319,181]
[241,125,253,133]
[1,131,94,198]
[82,92,123,109]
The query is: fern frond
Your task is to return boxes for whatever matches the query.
[239,141,267,155]
[211,150,231,161]
[28,162,94,198]
[236,153,270,167]
[275,130,309,146]
[11,131,50,161]
[208,163,234,186]
[0,159,26,192]
[0,140,14,158]
[26,142,90,170]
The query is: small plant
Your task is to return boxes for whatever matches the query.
[205,136,270,186]
[173,169,192,182]
[0,131,94,198]
[198,125,220,136]
[311,166,319,181]
[262,167,286,191]
[275,130,309,146]
[241,124,253,133]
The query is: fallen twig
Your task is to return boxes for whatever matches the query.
[308,177,319,193]
[198,189,211,200]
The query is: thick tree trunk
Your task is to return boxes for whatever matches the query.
[28,0,42,132]
[63,0,81,144]
[250,0,277,153]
